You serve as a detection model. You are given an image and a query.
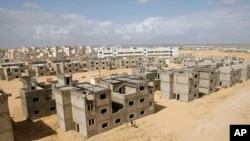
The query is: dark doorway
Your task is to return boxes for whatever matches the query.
[66,77,70,85]
[176,94,180,100]
[75,123,79,132]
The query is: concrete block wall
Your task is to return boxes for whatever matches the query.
[51,63,62,74]
[20,77,56,120]
[0,89,14,141]
[183,60,198,67]
[70,92,89,137]
[118,59,132,69]
[3,67,21,81]
[173,70,199,102]
[31,64,50,77]
[63,62,83,73]
[0,67,6,80]
[160,71,174,99]
[232,63,250,81]
[218,66,241,87]
[87,60,103,71]
[109,59,117,70]
[54,89,74,131]
[154,58,165,67]
[198,68,219,94]
[99,60,110,70]
[20,88,56,120]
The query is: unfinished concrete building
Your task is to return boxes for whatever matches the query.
[54,73,154,138]
[87,59,111,71]
[154,58,166,67]
[117,58,139,69]
[160,70,175,99]
[52,61,83,74]
[0,66,21,80]
[160,68,199,102]
[173,69,199,102]
[0,89,14,141]
[30,64,51,77]
[218,66,241,87]
[63,61,84,73]
[232,63,250,81]
[20,76,56,120]
[198,67,219,95]
[0,62,26,73]
[100,74,155,115]
[107,58,117,70]
[132,66,160,91]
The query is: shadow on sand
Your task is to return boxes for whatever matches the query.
[12,119,57,141]
[154,102,167,113]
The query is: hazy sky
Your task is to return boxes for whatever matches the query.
[0,0,250,48]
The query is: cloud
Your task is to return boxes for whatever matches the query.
[137,0,151,4]
[208,0,214,5]
[22,2,38,8]
[0,6,250,47]
[222,0,238,4]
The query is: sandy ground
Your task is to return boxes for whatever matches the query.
[180,50,250,59]
[1,51,250,141]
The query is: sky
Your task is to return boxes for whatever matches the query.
[0,0,250,48]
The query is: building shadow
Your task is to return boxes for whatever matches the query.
[12,119,57,141]
[154,102,166,113]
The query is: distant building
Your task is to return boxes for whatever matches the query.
[97,46,179,58]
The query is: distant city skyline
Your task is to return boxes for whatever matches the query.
[0,0,250,48]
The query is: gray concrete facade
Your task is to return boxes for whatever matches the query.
[0,89,14,141]
[20,76,56,120]
[54,73,154,138]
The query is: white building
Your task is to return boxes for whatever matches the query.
[97,46,179,58]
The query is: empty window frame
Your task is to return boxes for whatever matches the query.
[88,104,94,111]
[129,101,134,106]
[140,110,144,115]
[100,94,106,100]
[140,86,144,90]
[33,97,40,102]
[129,114,134,119]
[102,123,108,128]
[89,119,94,126]
[140,98,144,103]
[50,106,56,111]
[115,118,121,124]
[101,108,107,114]
[34,110,40,115]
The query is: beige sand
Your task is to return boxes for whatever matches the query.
[1,52,250,141]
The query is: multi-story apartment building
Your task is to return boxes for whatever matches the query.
[97,46,179,58]
[20,76,56,120]
[0,62,26,73]
[30,64,51,77]
[54,73,154,138]
[51,61,83,74]
[0,66,21,80]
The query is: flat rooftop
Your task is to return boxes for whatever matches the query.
[101,79,121,84]
[58,86,75,91]
[115,77,144,84]
[76,83,107,92]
